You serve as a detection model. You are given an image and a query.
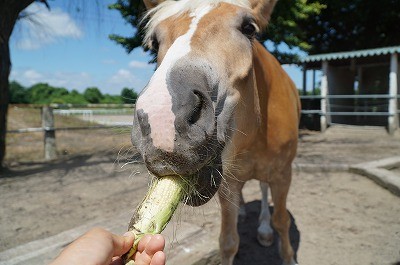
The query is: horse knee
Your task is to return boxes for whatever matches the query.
[272,211,290,233]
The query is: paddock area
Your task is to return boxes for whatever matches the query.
[1,125,400,265]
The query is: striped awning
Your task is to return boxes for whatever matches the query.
[301,46,400,63]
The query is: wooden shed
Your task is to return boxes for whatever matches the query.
[300,46,399,134]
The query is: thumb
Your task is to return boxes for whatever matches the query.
[111,231,135,257]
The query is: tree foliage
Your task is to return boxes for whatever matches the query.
[84,87,104,103]
[265,0,325,62]
[9,81,132,105]
[121,87,138,104]
[299,0,400,54]
[9,81,29,104]
[29,83,69,104]
[109,0,148,54]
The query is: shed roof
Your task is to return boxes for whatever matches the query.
[300,46,400,63]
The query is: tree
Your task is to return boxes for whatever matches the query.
[28,83,51,103]
[0,0,42,168]
[9,81,29,104]
[298,0,400,54]
[109,1,148,54]
[264,0,325,63]
[121,87,138,104]
[108,0,325,64]
[84,87,104,103]
[101,94,123,104]
[62,89,88,104]
[0,0,106,168]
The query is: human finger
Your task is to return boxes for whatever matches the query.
[111,231,135,257]
[137,234,152,253]
[143,235,165,257]
[150,251,166,265]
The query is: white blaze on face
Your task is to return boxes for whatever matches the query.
[136,5,212,152]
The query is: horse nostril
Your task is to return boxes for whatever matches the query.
[188,91,204,125]
[136,109,151,136]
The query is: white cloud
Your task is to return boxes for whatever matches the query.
[14,3,83,50]
[107,68,150,92]
[129,60,152,69]
[109,69,137,87]
[23,69,43,82]
[10,68,93,92]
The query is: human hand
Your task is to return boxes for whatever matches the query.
[50,227,166,265]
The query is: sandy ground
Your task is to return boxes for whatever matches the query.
[1,125,400,264]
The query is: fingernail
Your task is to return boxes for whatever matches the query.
[123,231,134,237]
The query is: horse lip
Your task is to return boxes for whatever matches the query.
[146,155,214,178]
[183,161,222,206]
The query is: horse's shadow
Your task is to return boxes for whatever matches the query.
[233,200,300,265]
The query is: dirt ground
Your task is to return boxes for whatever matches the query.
[1,125,400,265]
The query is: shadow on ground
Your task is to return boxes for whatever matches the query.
[193,200,300,265]
[0,152,143,179]
[234,201,300,265]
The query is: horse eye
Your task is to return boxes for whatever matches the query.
[241,22,257,39]
[150,37,159,52]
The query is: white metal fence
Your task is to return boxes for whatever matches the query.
[300,94,400,133]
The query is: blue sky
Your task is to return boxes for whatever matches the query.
[10,0,309,95]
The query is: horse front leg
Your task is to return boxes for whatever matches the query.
[218,179,244,265]
[270,167,297,265]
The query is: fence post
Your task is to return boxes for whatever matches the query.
[42,106,57,160]
[320,61,329,132]
[388,53,398,135]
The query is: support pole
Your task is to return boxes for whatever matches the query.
[320,61,329,132]
[302,64,307,95]
[312,70,316,95]
[356,66,363,124]
[388,53,398,135]
[42,106,57,160]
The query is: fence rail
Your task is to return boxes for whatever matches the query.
[301,111,399,116]
[7,106,133,160]
[299,94,400,134]
[299,94,400,116]
[300,94,400,99]
[7,125,131,134]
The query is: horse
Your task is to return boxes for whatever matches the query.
[132,0,300,264]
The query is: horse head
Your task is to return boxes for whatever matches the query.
[132,0,277,205]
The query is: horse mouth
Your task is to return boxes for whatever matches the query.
[139,144,223,207]
[182,156,222,206]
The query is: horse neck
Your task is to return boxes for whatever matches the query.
[252,41,301,137]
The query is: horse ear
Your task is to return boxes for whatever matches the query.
[249,0,278,28]
[143,0,165,10]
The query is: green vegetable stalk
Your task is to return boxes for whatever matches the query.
[123,175,188,264]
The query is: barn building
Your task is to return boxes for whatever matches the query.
[300,46,400,134]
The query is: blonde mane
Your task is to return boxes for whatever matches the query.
[143,0,251,47]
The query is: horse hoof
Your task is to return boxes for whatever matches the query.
[257,232,274,247]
